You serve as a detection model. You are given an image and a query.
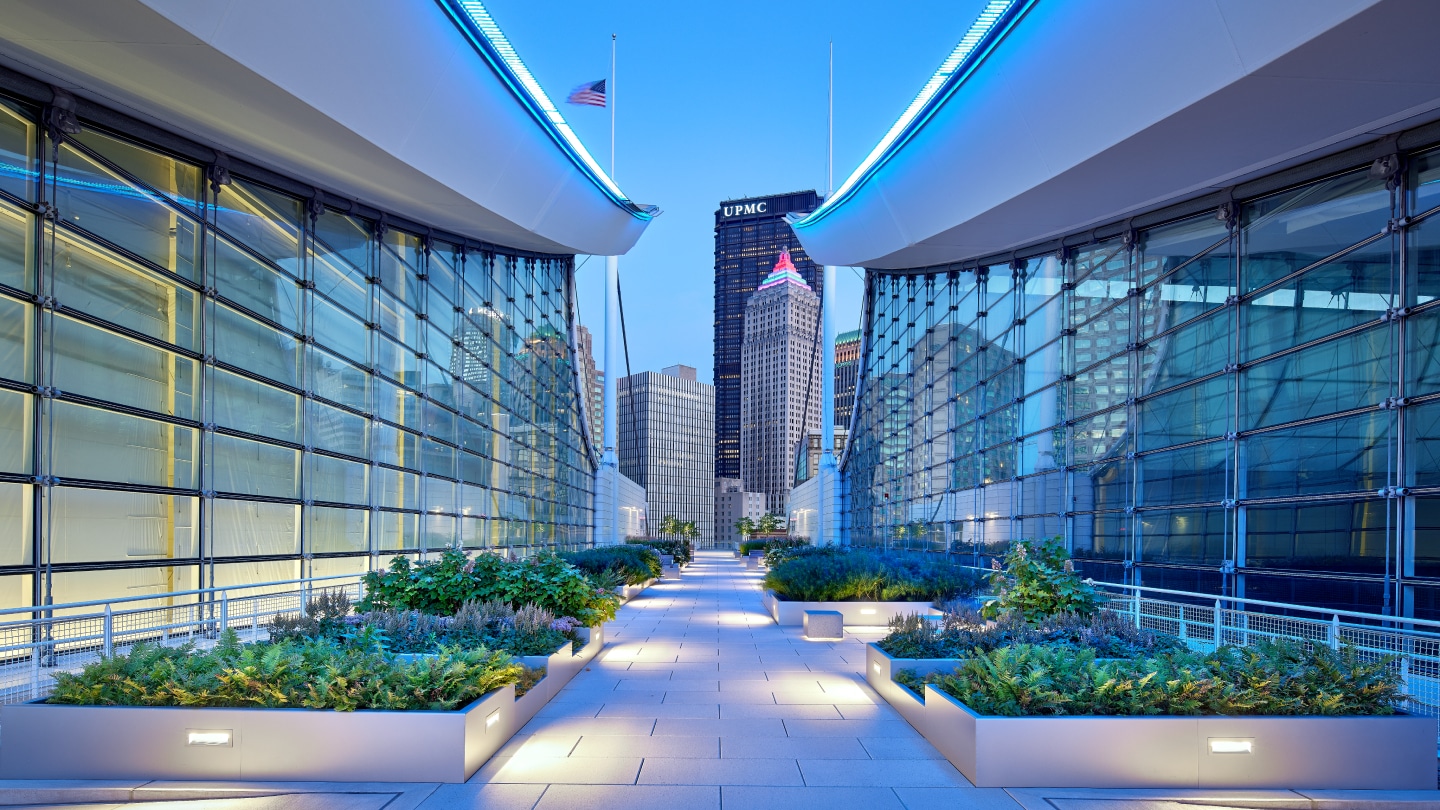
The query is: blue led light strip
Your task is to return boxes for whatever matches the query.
[794,0,1031,229]
[438,0,652,221]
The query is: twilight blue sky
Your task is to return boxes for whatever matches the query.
[486,0,988,382]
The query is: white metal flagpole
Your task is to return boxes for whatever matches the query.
[602,33,621,544]
[819,40,839,546]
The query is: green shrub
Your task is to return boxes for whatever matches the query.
[358,549,619,625]
[49,630,523,712]
[563,545,662,586]
[764,550,982,603]
[738,539,768,556]
[982,537,1100,623]
[916,640,1402,717]
[762,538,814,567]
[878,609,1182,660]
[626,538,693,566]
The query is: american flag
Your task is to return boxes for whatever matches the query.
[566,79,606,108]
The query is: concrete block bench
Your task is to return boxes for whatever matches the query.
[803,610,843,641]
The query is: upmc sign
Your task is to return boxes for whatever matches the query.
[721,201,768,218]
[716,192,821,223]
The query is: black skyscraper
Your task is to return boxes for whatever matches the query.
[712,190,822,480]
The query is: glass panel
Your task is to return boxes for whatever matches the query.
[55,142,200,281]
[1247,411,1390,498]
[377,510,419,551]
[0,482,31,566]
[50,401,197,488]
[1412,497,1440,578]
[212,368,300,443]
[1071,353,1130,417]
[0,98,35,202]
[1139,441,1228,505]
[1139,310,1230,395]
[306,452,368,505]
[48,488,197,563]
[0,388,31,474]
[1139,376,1229,451]
[1070,407,1129,465]
[1406,305,1440,397]
[1139,508,1227,565]
[208,433,299,499]
[312,211,370,318]
[307,399,368,458]
[210,499,299,557]
[52,315,199,419]
[213,235,300,331]
[49,566,197,609]
[53,230,199,350]
[0,294,32,383]
[0,200,32,292]
[1242,239,1393,361]
[72,129,202,213]
[311,295,368,364]
[376,466,420,510]
[1242,170,1391,293]
[1242,327,1391,430]
[309,506,368,554]
[213,178,302,273]
[213,303,300,387]
[1406,399,1440,489]
[309,346,369,411]
[1407,214,1440,308]
[1245,500,1389,576]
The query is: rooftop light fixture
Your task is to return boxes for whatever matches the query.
[793,0,1032,228]
[438,1,654,220]
[186,730,232,747]
[1208,738,1254,754]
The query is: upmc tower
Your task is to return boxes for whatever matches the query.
[713,191,823,481]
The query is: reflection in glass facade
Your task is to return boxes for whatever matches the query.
[0,94,595,609]
[846,140,1440,619]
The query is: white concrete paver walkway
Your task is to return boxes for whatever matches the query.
[463,549,986,809]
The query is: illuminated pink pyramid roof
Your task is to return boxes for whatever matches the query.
[756,250,812,292]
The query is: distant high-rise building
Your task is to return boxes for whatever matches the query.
[714,478,766,548]
[575,325,605,449]
[834,329,861,432]
[741,250,822,513]
[619,366,716,545]
[713,191,822,480]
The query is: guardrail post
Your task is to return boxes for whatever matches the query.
[29,639,39,700]
[1329,614,1340,650]
[102,604,113,657]
[1132,594,1141,629]
[219,592,228,638]
[1177,608,1188,644]
[251,597,260,641]
[301,580,311,616]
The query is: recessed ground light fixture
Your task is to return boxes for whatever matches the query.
[1208,738,1253,754]
[186,730,232,747]
[872,661,881,673]
[486,710,501,728]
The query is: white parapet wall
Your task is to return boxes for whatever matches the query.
[593,466,647,545]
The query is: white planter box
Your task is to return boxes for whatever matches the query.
[617,579,655,602]
[0,625,605,783]
[863,643,1436,789]
[763,589,940,627]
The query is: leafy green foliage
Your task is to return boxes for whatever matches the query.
[878,609,1182,660]
[358,549,619,625]
[762,539,814,568]
[738,539,769,556]
[764,550,983,603]
[917,640,1402,717]
[982,537,1100,623]
[626,538,693,566]
[563,546,662,586]
[49,630,523,712]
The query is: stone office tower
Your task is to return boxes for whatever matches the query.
[741,250,822,513]
[619,365,716,545]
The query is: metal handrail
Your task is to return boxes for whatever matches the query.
[0,572,364,620]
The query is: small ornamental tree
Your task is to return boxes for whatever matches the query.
[981,537,1101,624]
[734,517,757,544]
[757,512,785,534]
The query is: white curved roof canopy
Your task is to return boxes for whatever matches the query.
[794,0,1440,270]
[0,0,652,255]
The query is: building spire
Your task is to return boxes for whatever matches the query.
[757,249,812,292]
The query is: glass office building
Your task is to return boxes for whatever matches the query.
[713,191,822,480]
[0,90,596,611]
[845,133,1440,620]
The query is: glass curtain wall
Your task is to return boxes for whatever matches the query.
[0,95,594,610]
[846,142,1440,619]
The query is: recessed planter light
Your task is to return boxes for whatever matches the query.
[186,730,231,747]
[860,608,877,615]
[1208,738,1253,754]
[486,710,501,728]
